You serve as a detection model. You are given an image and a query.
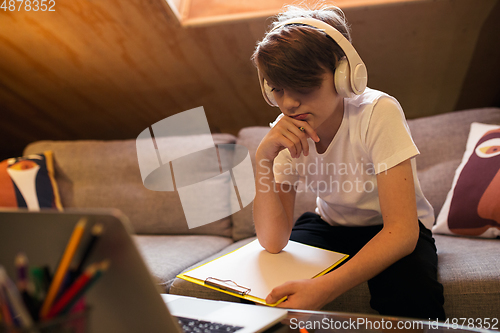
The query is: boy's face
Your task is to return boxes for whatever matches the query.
[263,68,343,134]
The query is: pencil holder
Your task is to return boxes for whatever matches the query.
[0,308,90,333]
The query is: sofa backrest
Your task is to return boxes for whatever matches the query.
[24,134,237,237]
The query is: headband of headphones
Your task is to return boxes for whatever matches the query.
[258,17,367,106]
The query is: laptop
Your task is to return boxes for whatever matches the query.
[0,209,287,333]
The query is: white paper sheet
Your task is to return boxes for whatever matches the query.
[185,240,348,300]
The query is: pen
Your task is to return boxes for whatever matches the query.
[39,218,87,319]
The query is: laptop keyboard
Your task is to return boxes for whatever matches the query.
[176,316,244,333]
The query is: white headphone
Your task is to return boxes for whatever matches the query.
[258,17,368,106]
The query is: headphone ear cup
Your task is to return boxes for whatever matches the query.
[334,58,353,98]
[263,78,278,107]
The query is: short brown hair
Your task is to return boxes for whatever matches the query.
[251,4,351,90]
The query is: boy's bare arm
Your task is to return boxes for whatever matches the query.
[253,154,296,253]
[253,115,318,253]
[266,159,420,309]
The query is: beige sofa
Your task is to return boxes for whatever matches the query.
[24,108,500,320]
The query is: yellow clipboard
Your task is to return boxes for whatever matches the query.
[177,239,349,306]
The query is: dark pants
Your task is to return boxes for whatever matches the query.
[289,212,446,320]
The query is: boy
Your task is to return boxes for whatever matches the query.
[251,5,445,320]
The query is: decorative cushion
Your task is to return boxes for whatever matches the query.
[0,151,62,210]
[433,123,500,238]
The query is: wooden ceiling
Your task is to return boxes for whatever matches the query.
[0,0,498,160]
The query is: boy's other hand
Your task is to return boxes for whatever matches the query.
[266,278,331,310]
[256,115,320,161]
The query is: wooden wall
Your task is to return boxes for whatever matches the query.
[0,0,498,161]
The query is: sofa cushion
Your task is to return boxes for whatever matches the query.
[434,234,500,319]
[134,234,233,291]
[23,134,237,237]
[0,151,63,210]
[434,122,500,237]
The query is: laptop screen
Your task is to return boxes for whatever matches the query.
[0,209,181,333]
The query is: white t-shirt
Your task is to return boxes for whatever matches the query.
[272,88,435,229]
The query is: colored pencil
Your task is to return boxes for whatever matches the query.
[75,223,103,274]
[63,260,109,315]
[47,260,109,319]
[45,264,95,319]
[39,218,87,319]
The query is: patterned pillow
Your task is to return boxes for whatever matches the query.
[433,123,500,238]
[0,151,62,210]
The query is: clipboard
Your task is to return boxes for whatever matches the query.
[177,240,348,306]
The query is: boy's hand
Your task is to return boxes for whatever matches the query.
[256,115,320,161]
[266,278,331,310]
